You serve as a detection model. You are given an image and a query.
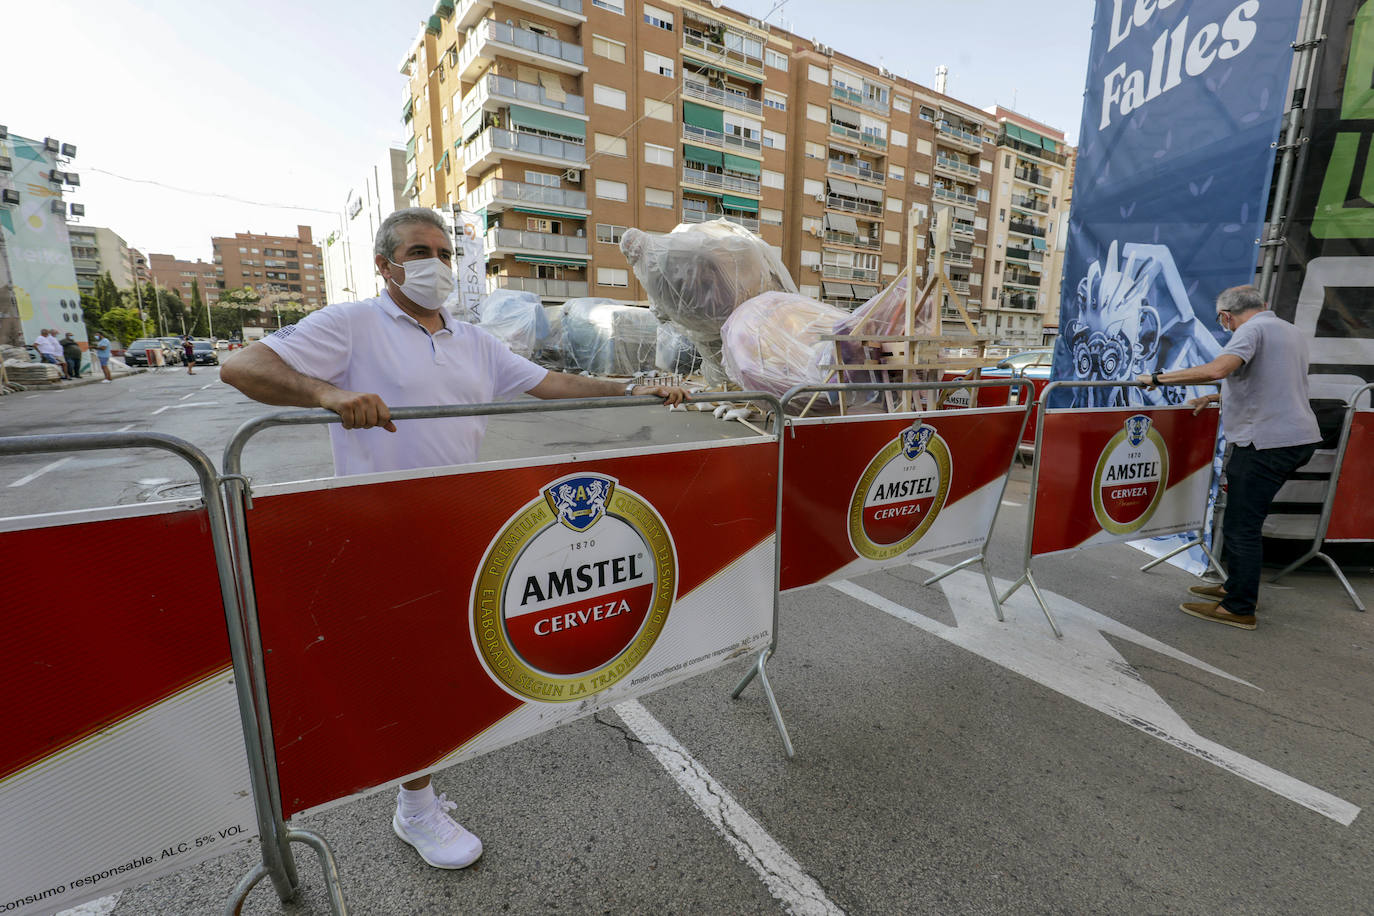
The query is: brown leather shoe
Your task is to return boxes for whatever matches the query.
[1188,584,1227,600]
[1179,601,1256,630]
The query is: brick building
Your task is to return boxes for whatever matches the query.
[211,225,325,310]
[147,252,221,304]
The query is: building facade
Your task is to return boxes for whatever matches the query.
[68,225,138,294]
[400,0,1073,341]
[211,225,324,309]
[147,252,222,304]
[323,147,410,305]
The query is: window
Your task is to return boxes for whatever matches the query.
[760,207,783,225]
[974,216,988,230]
[596,223,627,245]
[884,229,901,246]
[763,129,785,150]
[526,170,561,187]
[644,143,673,166]
[808,64,828,84]
[1005,154,1012,169]
[645,187,674,209]
[766,48,788,71]
[889,165,905,182]
[805,141,825,159]
[763,90,787,112]
[594,84,626,110]
[803,178,823,197]
[596,178,628,201]
[643,4,673,30]
[998,208,1006,222]
[919,105,936,122]
[644,98,673,121]
[803,216,821,234]
[887,197,904,213]
[915,139,932,157]
[977,188,990,202]
[526,218,562,233]
[594,132,627,156]
[598,267,629,287]
[890,129,908,147]
[307,285,318,292]
[591,0,623,12]
[912,171,930,187]
[592,34,626,63]
[882,261,899,277]
[251,248,260,254]
[800,249,820,266]
[758,169,782,189]
[643,50,673,78]
[894,96,911,113]
[981,158,993,173]
[806,103,826,124]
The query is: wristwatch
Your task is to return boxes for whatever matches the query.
[1151,372,1161,387]
[624,382,638,396]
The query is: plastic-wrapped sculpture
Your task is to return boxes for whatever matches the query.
[721,291,848,398]
[476,289,550,358]
[655,322,701,376]
[536,304,564,368]
[561,299,657,376]
[620,219,796,387]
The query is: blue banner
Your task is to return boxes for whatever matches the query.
[1052,0,1304,408]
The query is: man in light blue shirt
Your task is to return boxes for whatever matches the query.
[94,334,113,383]
[1139,285,1320,630]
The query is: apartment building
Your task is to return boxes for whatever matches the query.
[147,252,222,304]
[323,147,410,305]
[68,225,137,294]
[401,0,1072,340]
[978,107,1073,344]
[211,225,324,309]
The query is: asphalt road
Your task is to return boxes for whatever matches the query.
[7,367,1372,916]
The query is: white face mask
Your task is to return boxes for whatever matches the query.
[386,256,455,310]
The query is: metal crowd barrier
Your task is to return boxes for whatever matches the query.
[219,393,786,914]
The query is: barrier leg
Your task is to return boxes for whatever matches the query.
[226,832,347,916]
[997,572,1028,606]
[1316,553,1366,612]
[922,554,1004,622]
[1023,571,1063,638]
[226,863,268,916]
[731,648,794,758]
[1139,532,1225,579]
[1270,546,1319,584]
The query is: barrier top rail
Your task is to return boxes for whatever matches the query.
[777,378,1036,418]
[1352,382,1374,409]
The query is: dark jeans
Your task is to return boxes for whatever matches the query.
[1221,442,1318,615]
[65,355,81,377]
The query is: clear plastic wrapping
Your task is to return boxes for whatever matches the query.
[476,288,550,358]
[721,291,848,398]
[536,304,565,368]
[560,299,657,376]
[655,322,702,376]
[831,275,929,385]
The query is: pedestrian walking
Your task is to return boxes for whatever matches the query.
[93,333,113,383]
[223,207,688,870]
[182,336,195,375]
[1138,285,1321,630]
[61,333,83,379]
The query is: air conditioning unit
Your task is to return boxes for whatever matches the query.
[808,226,822,237]
[563,169,581,182]
[814,193,825,203]
[809,264,821,272]
[44,138,60,153]
[1,189,19,205]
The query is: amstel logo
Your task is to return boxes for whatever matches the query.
[1091,414,1169,536]
[848,422,952,561]
[472,473,676,703]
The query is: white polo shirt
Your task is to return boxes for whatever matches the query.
[261,292,548,476]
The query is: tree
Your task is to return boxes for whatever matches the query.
[187,280,208,336]
[100,307,148,347]
[218,287,261,339]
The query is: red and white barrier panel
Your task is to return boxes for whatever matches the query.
[0,505,255,916]
[781,407,1026,590]
[1325,408,1374,542]
[1030,407,1219,558]
[242,440,777,818]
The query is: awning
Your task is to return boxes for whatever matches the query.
[402,98,414,123]
[722,194,758,212]
[512,206,584,219]
[435,0,455,17]
[1031,237,1047,250]
[825,212,858,234]
[822,281,854,298]
[405,136,417,160]
[425,14,442,35]
[507,104,585,139]
[436,150,449,170]
[851,283,879,299]
[514,255,586,267]
[680,51,764,84]
[830,105,860,129]
[402,173,417,198]
[683,188,724,200]
[954,205,976,220]
[538,70,567,104]
[827,178,858,197]
[1041,136,1057,153]
[683,143,724,167]
[723,152,760,175]
[683,100,724,132]
[461,110,484,140]
[851,182,883,203]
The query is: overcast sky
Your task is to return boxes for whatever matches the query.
[5,0,1095,262]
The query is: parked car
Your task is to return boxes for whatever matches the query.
[188,339,220,366]
[123,338,177,367]
[160,337,187,365]
[943,348,1056,445]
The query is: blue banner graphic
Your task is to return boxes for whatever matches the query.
[1052,0,1304,408]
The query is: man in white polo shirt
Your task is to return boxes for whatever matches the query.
[223,207,687,870]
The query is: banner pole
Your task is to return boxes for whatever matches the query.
[1259,0,1329,299]
[1140,405,1228,577]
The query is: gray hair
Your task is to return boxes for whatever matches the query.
[1216,285,1264,314]
[374,207,448,260]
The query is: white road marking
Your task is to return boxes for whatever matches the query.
[116,424,135,432]
[150,405,169,415]
[201,383,214,390]
[613,700,844,916]
[831,565,1361,827]
[151,401,217,416]
[179,392,195,400]
[1000,500,1023,507]
[8,457,73,488]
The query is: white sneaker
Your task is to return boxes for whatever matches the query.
[392,792,482,869]
[100,379,111,384]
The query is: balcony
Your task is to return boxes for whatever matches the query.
[951,220,976,238]
[491,275,589,299]
[933,155,980,181]
[829,122,887,150]
[936,121,983,151]
[823,230,881,250]
[464,178,589,214]
[680,209,760,232]
[830,83,888,115]
[1013,166,1052,189]
[682,31,764,74]
[1005,247,1045,264]
[457,0,585,31]
[822,264,880,282]
[682,122,761,154]
[826,158,884,186]
[826,194,883,216]
[1007,220,1046,238]
[72,257,100,274]
[998,131,1069,165]
[947,279,971,295]
[462,73,585,122]
[933,186,977,206]
[943,251,972,267]
[682,166,761,195]
[458,19,586,81]
[462,126,586,171]
[1000,292,1039,311]
[1009,194,1049,214]
[682,76,762,116]
[485,227,590,258]
[1004,272,1041,289]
